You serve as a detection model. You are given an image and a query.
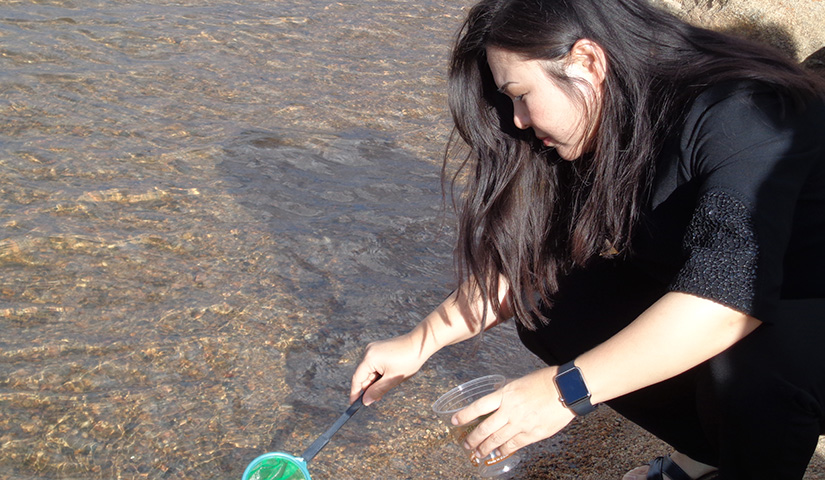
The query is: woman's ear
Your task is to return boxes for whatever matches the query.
[564,38,607,87]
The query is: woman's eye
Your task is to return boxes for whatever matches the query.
[514,94,525,102]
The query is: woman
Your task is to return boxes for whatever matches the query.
[350,0,825,478]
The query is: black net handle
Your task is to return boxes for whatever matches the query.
[301,391,365,464]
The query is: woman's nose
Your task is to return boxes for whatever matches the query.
[513,104,530,130]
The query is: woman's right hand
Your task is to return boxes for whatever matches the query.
[350,281,510,406]
[349,332,428,405]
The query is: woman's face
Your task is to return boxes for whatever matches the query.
[486,46,601,161]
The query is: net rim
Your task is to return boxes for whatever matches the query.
[241,451,311,480]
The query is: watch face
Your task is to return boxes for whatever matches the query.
[555,368,590,403]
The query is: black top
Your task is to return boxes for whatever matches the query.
[517,81,825,365]
[631,81,825,323]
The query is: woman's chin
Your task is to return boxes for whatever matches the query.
[555,147,578,161]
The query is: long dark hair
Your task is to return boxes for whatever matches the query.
[446,0,824,329]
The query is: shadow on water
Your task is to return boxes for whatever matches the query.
[218,128,450,286]
[214,128,538,478]
[3,120,530,479]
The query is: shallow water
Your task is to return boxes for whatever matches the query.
[0,1,537,479]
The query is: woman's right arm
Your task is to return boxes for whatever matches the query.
[349,278,511,405]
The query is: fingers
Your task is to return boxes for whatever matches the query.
[451,391,501,427]
[351,372,405,405]
[463,411,508,452]
[450,375,548,459]
[349,362,381,404]
[349,355,403,406]
[450,391,504,456]
[361,373,390,405]
[497,432,531,457]
[349,334,425,406]
[461,413,532,459]
[448,370,576,462]
[474,425,528,459]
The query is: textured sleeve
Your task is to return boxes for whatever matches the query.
[670,190,758,314]
[667,83,825,321]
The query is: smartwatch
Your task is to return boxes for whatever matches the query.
[553,360,596,416]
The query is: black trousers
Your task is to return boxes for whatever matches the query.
[517,262,825,480]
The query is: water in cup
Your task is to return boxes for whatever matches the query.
[432,375,521,478]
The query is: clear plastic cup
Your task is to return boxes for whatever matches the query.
[432,375,521,478]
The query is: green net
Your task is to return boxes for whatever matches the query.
[243,455,310,480]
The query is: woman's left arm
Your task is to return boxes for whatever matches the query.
[456,291,761,459]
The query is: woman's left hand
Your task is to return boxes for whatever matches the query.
[452,367,576,459]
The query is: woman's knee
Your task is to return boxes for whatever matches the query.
[700,346,825,432]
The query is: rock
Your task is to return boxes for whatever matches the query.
[654,0,825,62]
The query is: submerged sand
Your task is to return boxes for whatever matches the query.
[0,0,822,478]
